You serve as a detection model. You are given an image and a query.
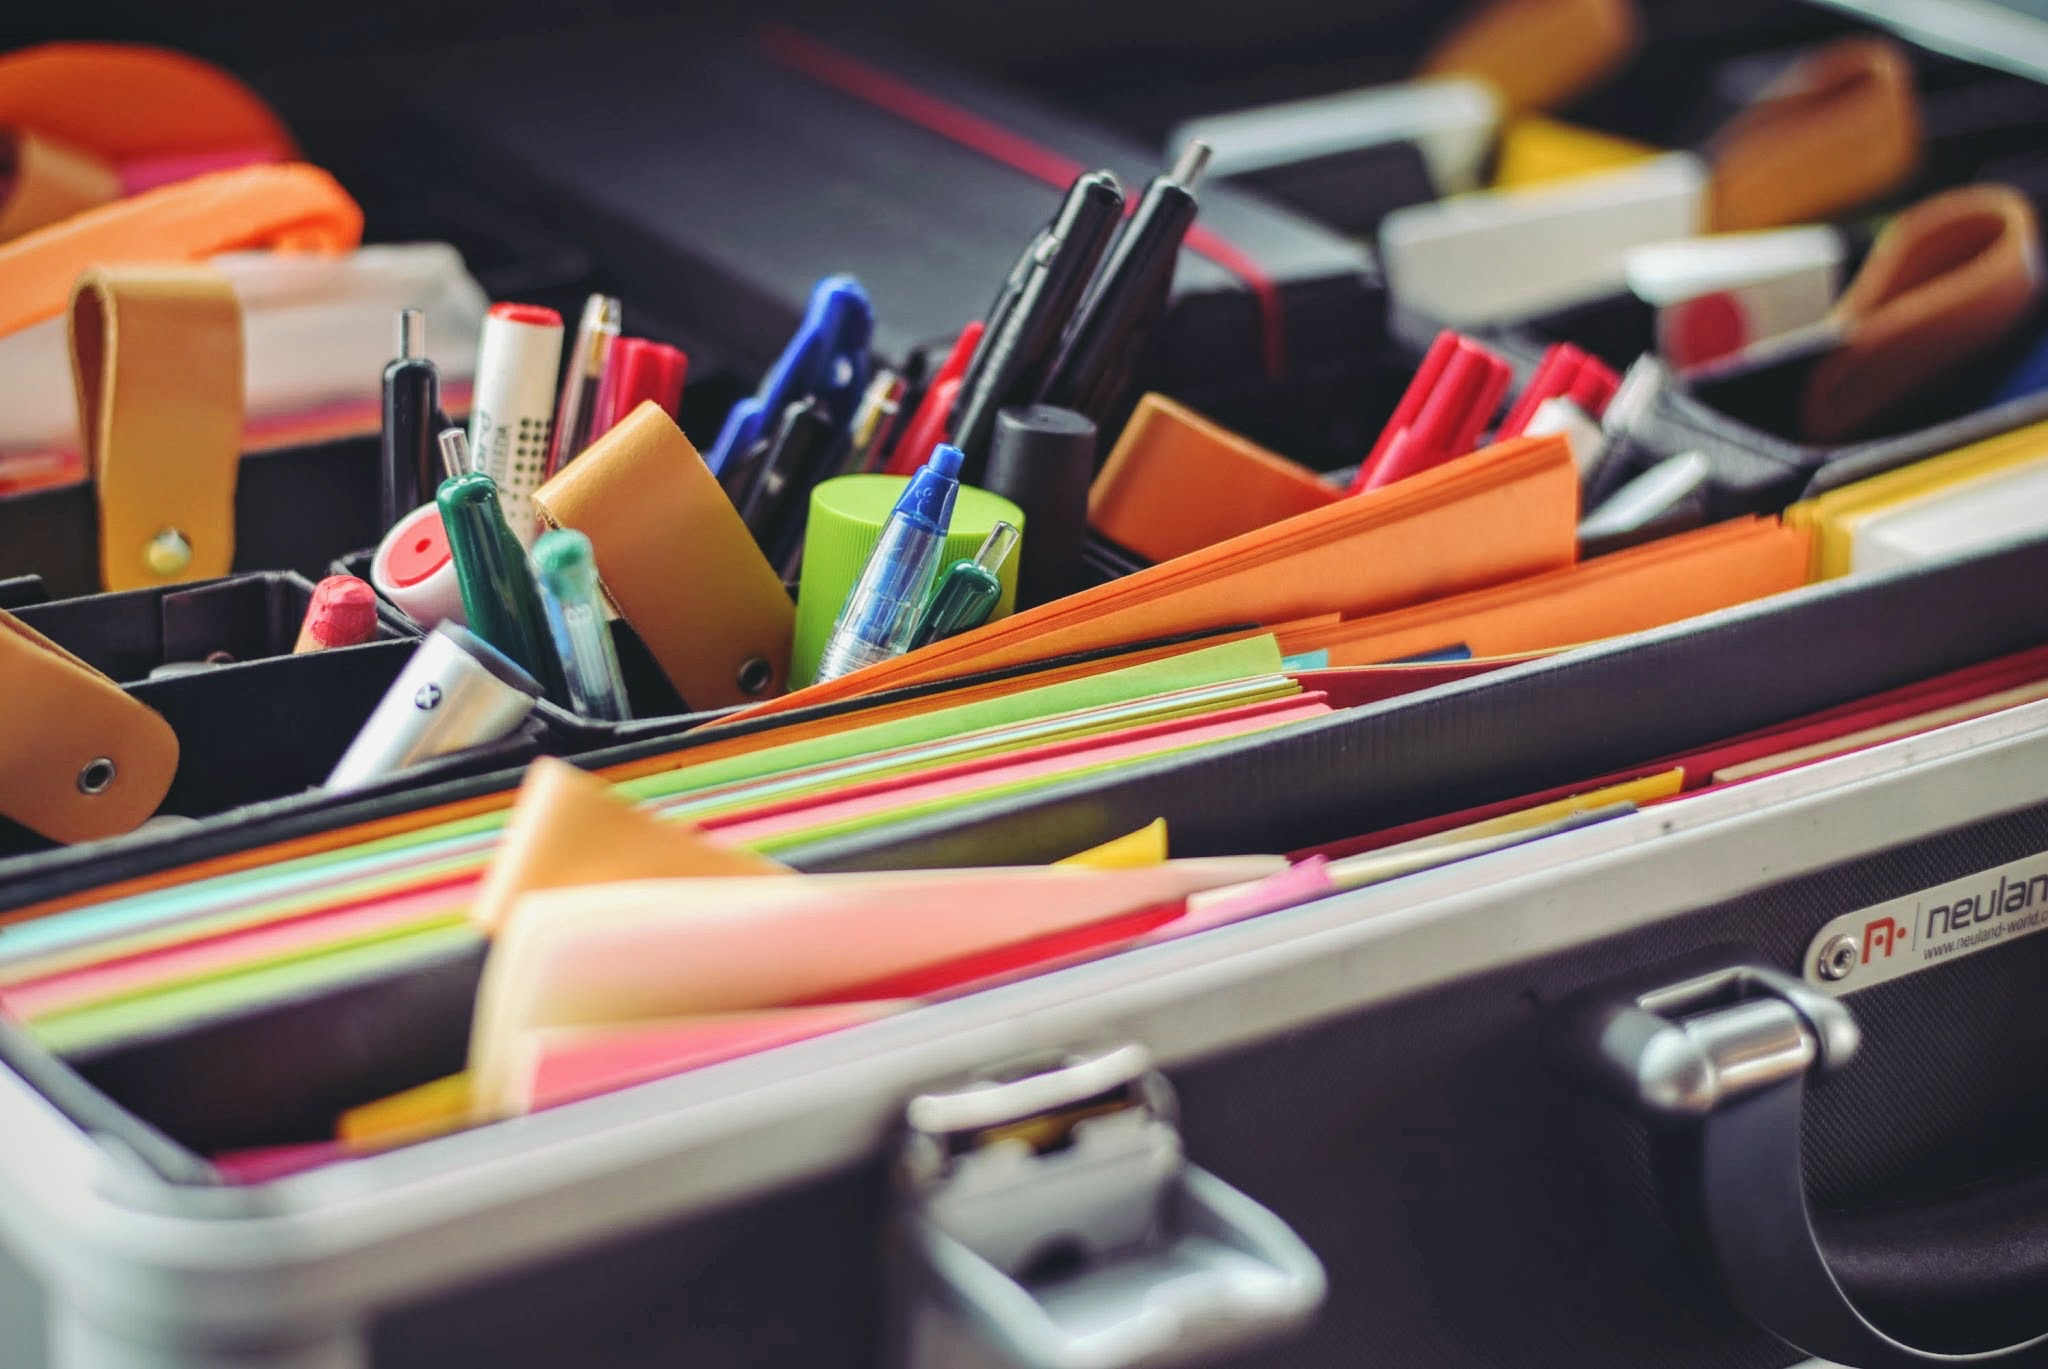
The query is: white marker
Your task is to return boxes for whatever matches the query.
[325,624,541,791]
[468,302,564,545]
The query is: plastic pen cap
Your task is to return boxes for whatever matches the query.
[908,521,1020,649]
[1519,397,1608,481]
[370,502,467,629]
[590,337,688,434]
[981,405,1097,608]
[324,623,541,792]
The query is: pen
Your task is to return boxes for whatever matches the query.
[885,321,984,475]
[532,528,633,722]
[1041,143,1211,425]
[948,170,1125,472]
[814,444,963,682]
[379,308,440,533]
[437,468,570,705]
[589,336,687,435]
[705,275,873,477]
[842,368,906,476]
[908,521,1019,648]
[546,293,622,477]
[324,623,542,792]
[1351,332,1511,493]
[293,575,380,653]
[468,302,564,545]
[732,396,838,571]
[1497,342,1620,439]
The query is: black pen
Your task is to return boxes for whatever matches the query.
[1042,142,1211,426]
[734,396,838,569]
[379,308,441,532]
[948,170,1125,473]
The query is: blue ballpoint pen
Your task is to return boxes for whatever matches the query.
[704,275,874,477]
[813,444,964,683]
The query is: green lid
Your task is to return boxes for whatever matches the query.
[792,477,1025,687]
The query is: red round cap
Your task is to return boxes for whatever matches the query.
[488,301,563,329]
[385,505,451,588]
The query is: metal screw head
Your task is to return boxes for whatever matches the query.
[144,528,192,577]
[1818,934,1859,982]
[76,758,116,795]
[736,656,774,697]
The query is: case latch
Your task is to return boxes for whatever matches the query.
[891,1043,1325,1369]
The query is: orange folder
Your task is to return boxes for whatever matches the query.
[1090,394,1341,562]
[1276,517,1812,666]
[727,433,1581,723]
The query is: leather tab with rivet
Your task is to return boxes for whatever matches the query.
[69,263,243,592]
[0,608,177,843]
[534,401,794,709]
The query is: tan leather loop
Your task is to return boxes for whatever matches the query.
[0,609,177,843]
[69,264,243,591]
[0,128,119,242]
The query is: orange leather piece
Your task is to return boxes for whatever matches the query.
[1419,0,1641,117]
[70,265,244,591]
[1276,518,1812,665]
[0,163,360,337]
[0,44,295,163]
[1090,394,1341,563]
[0,128,119,242]
[1706,38,1922,234]
[0,609,177,843]
[535,402,796,709]
[470,758,786,934]
[1803,184,2044,444]
[724,433,1581,723]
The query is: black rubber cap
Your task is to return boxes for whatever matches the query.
[982,405,1097,608]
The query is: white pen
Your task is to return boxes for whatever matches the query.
[468,302,564,546]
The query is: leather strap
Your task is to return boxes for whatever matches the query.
[1705,38,1922,234]
[534,401,795,709]
[1697,1068,2048,1366]
[1803,184,2044,444]
[1418,0,1642,118]
[0,128,118,242]
[69,264,244,591]
[0,609,176,843]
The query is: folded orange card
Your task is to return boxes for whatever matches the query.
[728,433,1580,723]
[1090,394,1341,563]
[1278,517,1812,665]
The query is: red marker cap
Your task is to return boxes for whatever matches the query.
[294,575,380,653]
[1497,342,1621,439]
[488,301,563,329]
[1356,334,1512,494]
[886,321,984,475]
[591,337,689,435]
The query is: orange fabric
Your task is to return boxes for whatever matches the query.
[0,163,361,336]
[1089,394,1341,563]
[1276,518,1812,666]
[0,44,295,163]
[724,434,1582,725]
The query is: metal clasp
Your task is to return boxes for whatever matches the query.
[892,1044,1325,1369]
[1551,960,1862,1120]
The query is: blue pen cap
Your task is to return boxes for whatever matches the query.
[896,444,964,534]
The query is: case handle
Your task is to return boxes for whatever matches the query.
[1553,958,2048,1367]
[892,1044,1325,1369]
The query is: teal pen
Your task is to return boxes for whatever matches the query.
[437,469,570,706]
[908,521,1020,649]
[532,529,633,722]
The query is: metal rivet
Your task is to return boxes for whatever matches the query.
[77,758,116,795]
[144,529,192,577]
[737,657,774,696]
[1817,934,1859,982]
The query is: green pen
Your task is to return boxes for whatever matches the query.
[907,521,1020,649]
[436,469,570,706]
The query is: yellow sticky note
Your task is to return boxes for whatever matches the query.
[1493,116,1659,189]
[1057,819,1168,869]
[338,1072,474,1151]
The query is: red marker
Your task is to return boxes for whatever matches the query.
[294,575,381,653]
[590,337,689,436]
[1352,332,1511,494]
[1497,342,1620,439]
[885,321,984,475]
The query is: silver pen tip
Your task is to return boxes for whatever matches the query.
[398,307,425,360]
[1170,139,1213,191]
